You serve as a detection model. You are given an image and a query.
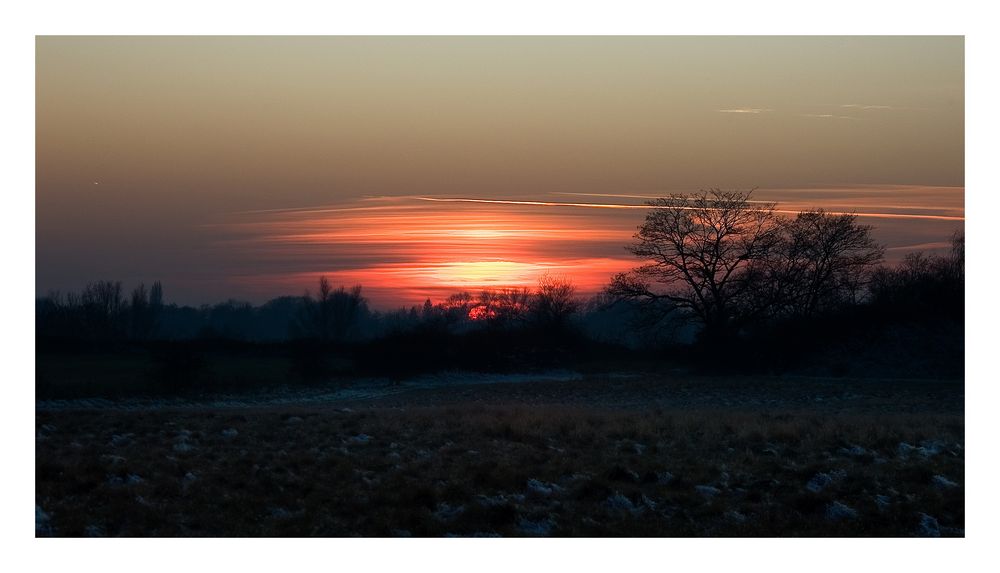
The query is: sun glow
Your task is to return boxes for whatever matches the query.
[213,187,964,308]
[426,260,551,286]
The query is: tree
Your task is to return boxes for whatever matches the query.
[129,283,150,340]
[80,280,127,340]
[868,232,963,320]
[608,189,782,342]
[768,210,884,318]
[532,274,579,331]
[296,276,368,341]
[474,287,532,329]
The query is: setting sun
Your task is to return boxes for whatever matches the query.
[426,260,547,286]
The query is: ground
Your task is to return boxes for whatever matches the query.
[35,372,964,537]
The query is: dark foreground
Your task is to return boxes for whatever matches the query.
[35,374,964,537]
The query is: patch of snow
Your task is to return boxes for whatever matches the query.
[825,501,858,521]
[695,485,721,498]
[917,440,946,457]
[657,471,675,485]
[173,441,194,453]
[874,494,892,510]
[445,531,502,538]
[84,524,105,537]
[605,492,638,513]
[838,445,869,457]
[931,475,959,489]
[221,428,239,438]
[526,478,563,497]
[109,433,133,447]
[477,493,526,507]
[517,516,555,536]
[126,473,144,485]
[35,372,583,412]
[347,433,372,444]
[35,506,52,536]
[285,416,304,424]
[725,511,748,523]
[806,470,847,493]
[917,513,941,537]
[269,507,303,520]
[432,502,465,521]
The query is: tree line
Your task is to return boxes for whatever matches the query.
[37,189,964,372]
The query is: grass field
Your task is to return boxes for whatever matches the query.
[35,374,964,537]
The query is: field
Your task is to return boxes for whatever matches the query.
[35,373,964,537]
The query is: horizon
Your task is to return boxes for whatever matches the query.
[36,37,964,308]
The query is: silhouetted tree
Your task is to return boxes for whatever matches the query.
[608,189,782,342]
[531,274,579,332]
[127,281,164,340]
[80,280,127,340]
[869,232,964,321]
[296,276,368,341]
[475,287,532,329]
[766,210,884,318]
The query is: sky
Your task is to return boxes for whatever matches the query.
[36,36,964,308]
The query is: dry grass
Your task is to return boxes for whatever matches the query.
[36,398,963,537]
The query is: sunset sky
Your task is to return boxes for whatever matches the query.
[36,36,964,307]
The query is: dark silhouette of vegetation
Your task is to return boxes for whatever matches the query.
[293,278,368,342]
[532,274,580,333]
[608,189,886,345]
[869,232,964,322]
[35,197,963,399]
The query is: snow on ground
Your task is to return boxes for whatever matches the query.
[695,485,721,498]
[35,506,52,536]
[825,501,858,521]
[35,370,585,411]
[517,516,556,536]
[805,470,847,493]
[526,478,563,497]
[931,475,959,489]
[918,513,941,537]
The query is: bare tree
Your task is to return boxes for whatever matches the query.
[769,210,884,317]
[475,287,532,328]
[129,283,150,340]
[297,276,367,341]
[127,280,165,340]
[80,280,127,339]
[532,274,579,331]
[608,189,782,342]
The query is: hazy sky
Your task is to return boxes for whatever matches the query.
[36,36,964,307]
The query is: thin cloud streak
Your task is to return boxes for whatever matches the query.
[801,113,860,120]
[840,104,894,110]
[716,108,773,114]
[414,196,964,221]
